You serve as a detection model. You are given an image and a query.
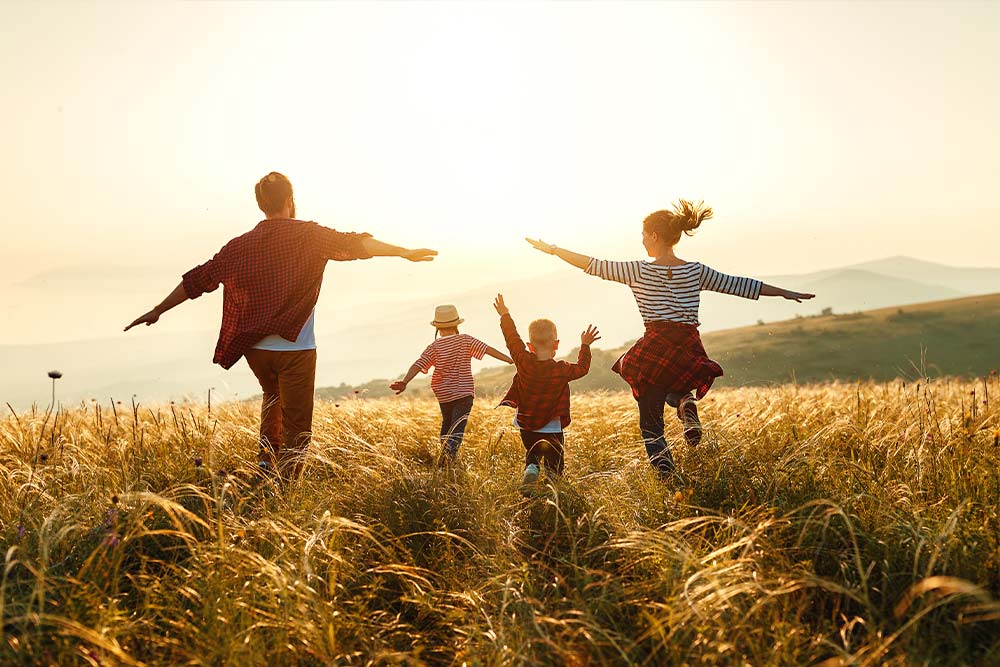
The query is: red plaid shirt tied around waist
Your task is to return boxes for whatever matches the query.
[612,320,723,399]
[182,218,372,369]
[497,313,591,431]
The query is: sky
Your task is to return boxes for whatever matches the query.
[1,1,999,348]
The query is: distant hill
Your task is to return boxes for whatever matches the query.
[319,292,1000,400]
[7,256,1000,407]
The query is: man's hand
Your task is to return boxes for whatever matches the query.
[783,290,815,303]
[581,325,601,346]
[390,380,407,394]
[493,293,510,316]
[401,248,437,262]
[525,238,556,255]
[124,309,160,332]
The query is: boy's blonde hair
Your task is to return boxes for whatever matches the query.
[528,319,558,347]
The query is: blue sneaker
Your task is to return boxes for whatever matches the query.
[522,464,540,484]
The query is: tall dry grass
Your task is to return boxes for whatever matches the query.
[2,378,1000,666]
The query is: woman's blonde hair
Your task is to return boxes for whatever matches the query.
[643,199,713,246]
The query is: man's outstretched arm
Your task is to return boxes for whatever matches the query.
[124,282,188,331]
[361,236,437,262]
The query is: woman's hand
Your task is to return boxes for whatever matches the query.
[401,248,437,262]
[525,238,557,255]
[580,325,601,346]
[782,290,815,303]
[493,293,510,316]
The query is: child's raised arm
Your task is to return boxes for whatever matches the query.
[561,324,599,381]
[494,294,531,367]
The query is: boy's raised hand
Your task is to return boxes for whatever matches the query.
[493,293,510,316]
[390,380,407,394]
[581,325,601,346]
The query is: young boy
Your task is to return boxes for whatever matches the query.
[392,304,513,464]
[493,293,600,484]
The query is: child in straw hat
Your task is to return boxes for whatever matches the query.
[392,305,513,464]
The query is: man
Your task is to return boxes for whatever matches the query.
[125,172,436,480]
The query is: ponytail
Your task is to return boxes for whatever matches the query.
[643,199,713,246]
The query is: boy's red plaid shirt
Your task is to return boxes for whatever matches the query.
[498,313,591,431]
[182,218,372,369]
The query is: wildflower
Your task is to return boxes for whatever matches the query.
[673,491,684,502]
[17,524,25,540]
[103,533,120,548]
[47,370,62,379]
[217,469,228,477]
[39,452,48,463]
[335,403,340,408]
[194,456,203,468]
[111,495,119,505]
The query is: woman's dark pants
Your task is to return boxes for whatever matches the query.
[439,395,474,459]
[636,386,686,476]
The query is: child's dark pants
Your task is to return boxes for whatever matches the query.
[636,386,687,476]
[439,395,474,459]
[519,430,565,474]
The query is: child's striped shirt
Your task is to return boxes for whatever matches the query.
[416,334,489,403]
[585,259,762,325]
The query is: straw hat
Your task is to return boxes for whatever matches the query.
[430,305,464,328]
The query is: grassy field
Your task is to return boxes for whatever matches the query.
[325,293,1000,401]
[3,378,1000,665]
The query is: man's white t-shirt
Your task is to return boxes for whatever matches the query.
[252,308,317,351]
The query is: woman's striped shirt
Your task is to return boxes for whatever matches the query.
[415,333,489,403]
[585,258,762,326]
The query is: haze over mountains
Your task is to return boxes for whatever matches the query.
[3,256,999,408]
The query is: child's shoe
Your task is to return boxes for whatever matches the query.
[678,395,702,447]
[522,463,540,484]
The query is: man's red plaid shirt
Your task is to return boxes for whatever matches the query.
[182,218,372,369]
[497,313,591,431]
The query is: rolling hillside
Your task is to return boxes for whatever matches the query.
[321,292,1000,399]
[6,256,1000,407]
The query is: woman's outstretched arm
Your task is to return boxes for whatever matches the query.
[759,283,815,303]
[525,238,590,270]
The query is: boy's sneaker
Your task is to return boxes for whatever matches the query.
[522,464,540,484]
[678,395,702,447]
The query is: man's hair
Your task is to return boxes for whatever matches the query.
[255,172,293,216]
[528,319,558,348]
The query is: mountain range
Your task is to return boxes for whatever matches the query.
[3,256,999,408]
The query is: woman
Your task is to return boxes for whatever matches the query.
[526,200,814,476]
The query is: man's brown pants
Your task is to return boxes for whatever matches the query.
[244,348,316,481]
